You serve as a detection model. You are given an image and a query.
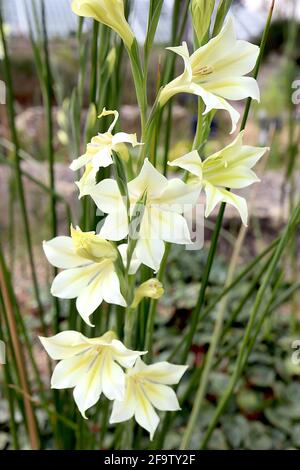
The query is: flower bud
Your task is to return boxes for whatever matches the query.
[72,0,135,49]
[131,279,164,308]
[191,0,215,46]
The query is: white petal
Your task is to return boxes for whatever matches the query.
[166,41,192,82]
[101,350,126,401]
[50,263,99,300]
[70,153,91,171]
[135,238,165,272]
[143,383,180,411]
[134,384,160,440]
[148,206,192,244]
[73,355,103,418]
[168,150,202,177]
[112,132,140,147]
[109,378,135,424]
[89,178,124,213]
[100,209,129,241]
[75,271,104,327]
[118,244,141,275]
[128,158,168,200]
[204,182,248,226]
[155,178,201,209]
[100,270,127,307]
[51,352,93,389]
[190,17,237,68]
[39,331,87,360]
[92,146,113,169]
[111,339,146,368]
[204,76,260,101]
[138,360,188,385]
[43,237,89,269]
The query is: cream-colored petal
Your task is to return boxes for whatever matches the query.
[109,377,135,424]
[118,243,141,275]
[101,350,125,401]
[134,383,160,440]
[204,182,248,226]
[190,17,237,68]
[204,76,260,102]
[112,132,140,147]
[51,352,93,389]
[135,238,165,272]
[168,150,202,177]
[111,339,146,368]
[70,152,92,171]
[155,178,201,209]
[166,42,192,81]
[100,209,129,241]
[43,237,89,269]
[73,354,103,418]
[88,178,124,213]
[75,271,105,326]
[100,270,127,307]
[128,158,168,200]
[138,360,188,385]
[92,146,113,169]
[148,206,192,244]
[142,382,180,411]
[39,331,88,360]
[50,263,99,300]
[204,165,260,189]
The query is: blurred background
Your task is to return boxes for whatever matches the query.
[0,0,300,450]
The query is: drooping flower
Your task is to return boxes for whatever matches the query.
[169,131,268,225]
[159,18,260,133]
[70,109,141,197]
[71,0,134,49]
[87,158,200,271]
[131,278,164,308]
[39,330,145,418]
[110,358,188,440]
[43,225,126,326]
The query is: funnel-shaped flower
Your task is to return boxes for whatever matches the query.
[159,18,260,133]
[169,132,268,225]
[72,0,134,49]
[70,109,141,197]
[110,358,188,439]
[43,225,126,326]
[39,330,145,418]
[88,158,200,271]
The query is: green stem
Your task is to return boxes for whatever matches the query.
[200,200,300,449]
[0,9,46,334]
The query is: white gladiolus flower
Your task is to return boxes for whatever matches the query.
[169,131,268,226]
[87,158,200,271]
[110,358,188,440]
[43,225,126,326]
[159,18,260,133]
[71,0,135,49]
[70,108,141,197]
[39,330,146,418]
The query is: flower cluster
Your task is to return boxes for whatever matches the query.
[40,330,187,439]
[40,0,268,442]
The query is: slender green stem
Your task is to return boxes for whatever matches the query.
[0,9,46,333]
[200,200,300,449]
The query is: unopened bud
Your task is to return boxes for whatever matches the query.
[131,279,164,308]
